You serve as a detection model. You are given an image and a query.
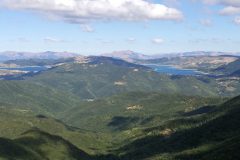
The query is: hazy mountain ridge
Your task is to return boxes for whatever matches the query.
[102,50,240,63]
[0,51,78,61]
[141,55,239,72]
[214,58,240,76]
[102,50,151,62]
[1,50,239,63]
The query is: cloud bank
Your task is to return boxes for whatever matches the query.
[0,0,183,23]
[203,0,240,7]
[203,0,240,15]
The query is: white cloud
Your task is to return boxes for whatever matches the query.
[0,0,183,23]
[152,38,164,44]
[221,0,240,7]
[80,24,94,32]
[220,6,240,15]
[202,0,219,5]
[202,0,240,25]
[44,37,65,43]
[234,16,240,25]
[202,0,240,6]
[200,19,212,26]
[127,37,136,42]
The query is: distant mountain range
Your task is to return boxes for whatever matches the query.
[154,51,240,58]
[0,50,239,62]
[102,50,240,62]
[0,51,78,61]
[102,50,150,62]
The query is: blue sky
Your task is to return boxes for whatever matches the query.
[0,0,240,55]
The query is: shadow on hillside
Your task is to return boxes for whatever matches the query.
[182,105,215,116]
[107,116,140,131]
[0,138,39,160]
[0,128,92,160]
[114,104,240,160]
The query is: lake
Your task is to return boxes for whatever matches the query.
[144,64,204,76]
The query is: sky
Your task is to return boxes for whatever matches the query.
[0,0,240,55]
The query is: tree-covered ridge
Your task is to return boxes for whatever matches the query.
[0,94,239,160]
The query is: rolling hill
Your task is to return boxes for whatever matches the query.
[23,56,226,98]
[0,108,111,155]
[139,55,238,72]
[0,80,81,115]
[0,129,91,160]
[60,92,222,132]
[214,58,240,76]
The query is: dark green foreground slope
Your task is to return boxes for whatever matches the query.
[0,95,239,160]
[0,109,111,156]
[0,129,91,160]
[116,95,240,160]
[61,92,221,132]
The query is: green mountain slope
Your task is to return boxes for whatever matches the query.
[115,95,240,160]
[24,56,222,98]
[0,93,239,160]
[0,137,43,160]
[214,58,240,76]
[0,81,80,115]
[0,129,91,160]
[0,109,110,155]
[0,56,239,159]
[60,92,222,133]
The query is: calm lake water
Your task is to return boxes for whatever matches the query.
[144,64,204,76]
[0,66,48,72]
